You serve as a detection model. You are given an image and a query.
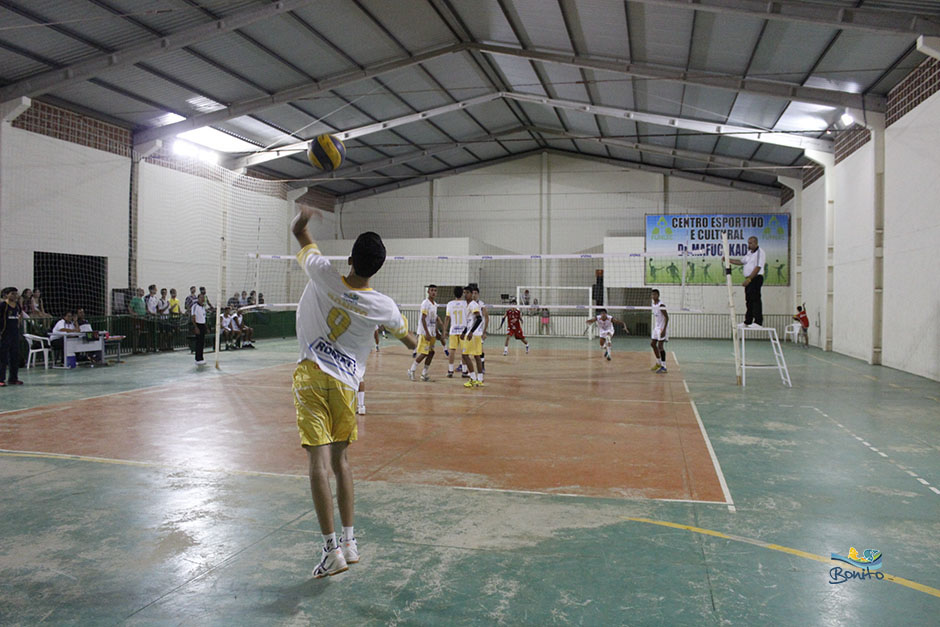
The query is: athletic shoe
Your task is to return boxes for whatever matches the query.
[0,382,5,387]
[747,323,763,329]
[444,349,450,357]
[502,350,508,356]
[472,380,485,387]
[656,366,668,374]
[606,354,611,361]
[340,536,359,564]
[313,547,348,578]
[446,372,453,378]
[461,373,470,378]
[525,345,529,354]
[375,345,380,352]
[407,369,415,381]
[8,380,23,385]
[195,360,206,366]
[357,405,366,415]
[464,380,475,388]
[650,364,661,371]
[420,373,430,382]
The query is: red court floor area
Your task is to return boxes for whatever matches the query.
[0,347,726,502]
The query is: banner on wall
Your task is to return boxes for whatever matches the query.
[645,214,790,286]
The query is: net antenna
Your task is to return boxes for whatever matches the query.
[721,231,743,385]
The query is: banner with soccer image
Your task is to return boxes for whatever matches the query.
[645,214,790,286]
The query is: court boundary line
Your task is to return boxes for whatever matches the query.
[0,449,734,506]
[626,517,940,599]
[688,393,736,513]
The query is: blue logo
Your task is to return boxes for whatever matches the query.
[829,547,885,585]
[310,337,357,377]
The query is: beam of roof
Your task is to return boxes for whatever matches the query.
[623,0,940,37]
[528,126,802,178]
[337,150,545,203]
[232,92,503,168]
[337,147,780,203]
[472,43,885,112]
[542,149,780,195]
[503,92,833,152]
[133,42,467,146]
[284,126,527,188]
[0,0,320,103]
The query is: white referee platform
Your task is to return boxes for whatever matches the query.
[738,323,792,387]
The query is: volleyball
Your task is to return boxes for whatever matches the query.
[307,133,346,172]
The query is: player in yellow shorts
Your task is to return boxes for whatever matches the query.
[460,285,486,387]
[291,208,417,579]
[443,286,468,378]
[408,285,443,382]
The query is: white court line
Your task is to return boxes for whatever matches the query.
[670,351,680,366]
[689,399,736,512]
[682,380,690,394]
[917,478,930,486]
[931,487,940,495]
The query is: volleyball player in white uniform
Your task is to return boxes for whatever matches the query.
[408,285,443,381]
[586,308,626,361]
[650,289,669,373]
[444,286,468,378]
[291,208,417,579]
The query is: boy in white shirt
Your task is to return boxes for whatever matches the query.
[408,285,443,381]
[291,208,417,578]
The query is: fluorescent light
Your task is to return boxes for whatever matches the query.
[177,127,257,153]
[172,139,219,165]
[840,112,855,127]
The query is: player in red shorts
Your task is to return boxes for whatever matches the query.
[500,299,530,355]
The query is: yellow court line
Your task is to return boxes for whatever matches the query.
[626,517,940,599]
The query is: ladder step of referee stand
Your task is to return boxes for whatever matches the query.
[738,324,792,387]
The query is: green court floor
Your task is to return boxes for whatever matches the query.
[1,338,938,625]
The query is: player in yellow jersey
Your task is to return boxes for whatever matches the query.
[460,286,485,387]
[408,285,444,382]
[291,208,417,578]
[443,286,468,378]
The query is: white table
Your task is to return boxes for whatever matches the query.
[738,324,792,387]
[55,333,106,368]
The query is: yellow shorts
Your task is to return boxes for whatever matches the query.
[416,335,436,355]
[462,335,483,356]
[448,334,462,350]
[292,360,357,447]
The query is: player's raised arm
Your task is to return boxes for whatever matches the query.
[291,207,315,248]
[585,317,596,325]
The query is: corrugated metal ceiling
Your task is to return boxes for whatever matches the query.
[0,0,935,200]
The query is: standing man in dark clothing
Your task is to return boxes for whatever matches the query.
[730,236,767,328]
[0,287,24,386]
[191,293,208,366]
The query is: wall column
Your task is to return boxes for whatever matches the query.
[805,149,835,351]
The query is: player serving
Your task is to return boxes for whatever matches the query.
[586,308,627,361]
[291,208,417,579]
[650,289,669,373]
[408,284,443,381]
[501,299,529,355]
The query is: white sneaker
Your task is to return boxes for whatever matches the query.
[195,360,206,365]
[747,323,763,329]
[340,536,359,564]
[407,369,415,381]
[313,547,348,578]
[503,350,508,356]
[420,372,430,381]
[357,405,366,415]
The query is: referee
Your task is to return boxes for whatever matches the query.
[730,236,766,328]
[191,293,208,365]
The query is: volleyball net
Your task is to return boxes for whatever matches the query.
[246,251,722,339]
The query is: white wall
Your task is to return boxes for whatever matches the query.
[883,91,940,381]
[0,125,129,312]
[799,179,828,348]
[831,143,876,361]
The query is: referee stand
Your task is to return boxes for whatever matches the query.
[738,324,792,387]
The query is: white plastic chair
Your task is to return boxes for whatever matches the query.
[784,323,801,343]
[24,333,52,369]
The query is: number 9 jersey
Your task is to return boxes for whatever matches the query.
[296,244,408,389]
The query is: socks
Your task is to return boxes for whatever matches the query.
[409,361,418,372]
[422,367,428,376]
[470,372,477,381]
[356,391,364,406]
[478,373,484,383]
[323,532,337,551]
[448,364,454,373]
[342,526,354,542]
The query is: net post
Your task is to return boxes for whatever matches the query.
[722,231,742,385]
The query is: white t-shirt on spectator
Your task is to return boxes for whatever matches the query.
[742,247,766,277]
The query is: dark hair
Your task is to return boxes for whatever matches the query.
[464,285,474,293]
[199,286,206,292]
[1,287,16,297]
[797,306,803,311]
[148,284,156,291]
[427,284,437,290]
[351,232,386,278]
[651,289,660,295]
[597,308,607,314]
[453,286,463,298]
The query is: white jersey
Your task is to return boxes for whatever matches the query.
[467,300,484,336]
[595,315,614,336]
[446,299,467,334]
[418,298,438,336]
[296,244,408,390]
[221,314,235,330]
[652,300,668,340]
